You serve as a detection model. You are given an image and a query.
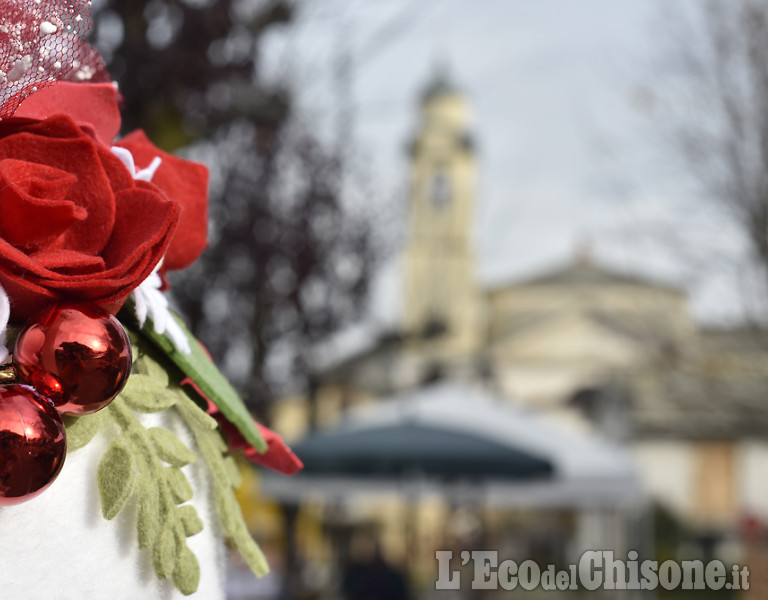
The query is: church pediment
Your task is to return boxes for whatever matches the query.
[487,261,683,294]
[488,310,654,367]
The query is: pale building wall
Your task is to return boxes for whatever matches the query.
[490,312,648,406]
[496,363,613,407]
[271,385,378,443]
[632,441,695,518]
[738,441,768,521]
[271,397,306,443]
[633,440,761,529]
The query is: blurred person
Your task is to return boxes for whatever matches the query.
[340,537,412,600]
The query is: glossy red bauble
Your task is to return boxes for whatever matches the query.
[0,384,66,505]
[14,304,132,415]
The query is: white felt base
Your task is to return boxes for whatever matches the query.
[0,411,226,600]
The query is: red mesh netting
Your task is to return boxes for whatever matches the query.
[0,0,109,121]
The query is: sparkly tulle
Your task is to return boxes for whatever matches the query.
[0,0,109,121]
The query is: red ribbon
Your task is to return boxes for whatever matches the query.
[181,377,303,476]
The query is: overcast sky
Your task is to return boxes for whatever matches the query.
[262,0,751,327]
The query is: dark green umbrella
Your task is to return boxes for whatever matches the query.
[293,422,554,480]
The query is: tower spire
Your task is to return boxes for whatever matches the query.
[422,59,459,104]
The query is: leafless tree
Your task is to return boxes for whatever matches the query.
[656,0,768,319]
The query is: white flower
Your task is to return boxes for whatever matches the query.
[133,264,191,355]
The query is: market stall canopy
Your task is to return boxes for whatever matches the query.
[292,422,554,479]
[261,383,644,509]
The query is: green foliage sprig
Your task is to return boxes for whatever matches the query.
[64,336,269,596]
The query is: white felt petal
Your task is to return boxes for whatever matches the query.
[0,284,9,362]
[134,287,148,328]
[133,266,190,355]
[135,156,162,182]
[150,292,169,335]
[165,316,192,355]
[110,146,137,178]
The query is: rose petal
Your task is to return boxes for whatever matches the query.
[95,144,137,193]
[0,117,116,255]
[36,253,154,293]
[0,159,83,250]
[0,264,57,319]
[11,82,121,147]
[31,249,106,275]
[116,130,208,271]
[101,186,179,268]
[0,257,149,319]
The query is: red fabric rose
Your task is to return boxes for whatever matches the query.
[0,82,208,320]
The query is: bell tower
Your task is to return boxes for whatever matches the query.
[403,70,480,356]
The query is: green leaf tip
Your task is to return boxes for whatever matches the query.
[64,410,103,452]
[178,505,204,537]
[149,427,197,467]
[97,438,137,520]
[173,544,201,595]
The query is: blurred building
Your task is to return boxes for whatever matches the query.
[267,70,768,586]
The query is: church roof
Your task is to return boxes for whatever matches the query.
[699,327,768,353]
[421,67,461,102]
[631,367,768,439]
[488,260,683,294]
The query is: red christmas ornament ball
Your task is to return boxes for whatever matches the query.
[0,384,66,505]
[14,304,132,415]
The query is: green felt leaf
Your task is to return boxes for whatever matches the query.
[177,398,219,432]
[172,544,201,596]
[175,393,271,580]
[165,467,193,504]
[223,455,242,489]
[97,439,137,520]
[214,492,240,534]
[178,505,204,537]
[137,482,161,550]
[134,351,170,385]
[149,427,197,467]
[152,523,177,580]
[123,301,266,453]
[235,528,270,577]
[64,411,103,452]
[121,374,179,413]
[211,428,228,453]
